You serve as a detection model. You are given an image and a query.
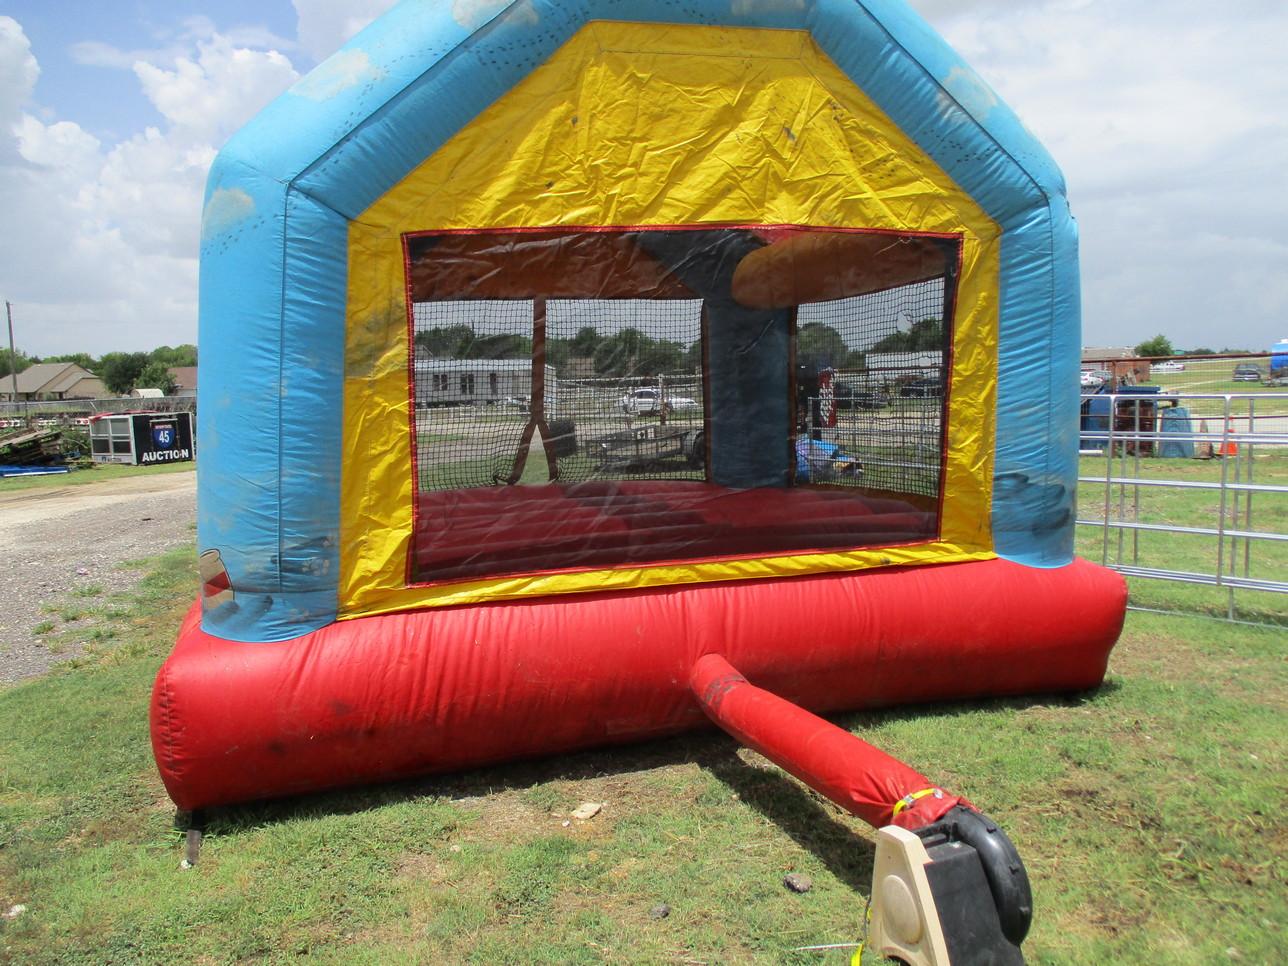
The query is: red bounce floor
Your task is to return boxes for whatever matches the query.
[411,480,938,582]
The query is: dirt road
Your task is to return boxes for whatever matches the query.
[0,471,196,682]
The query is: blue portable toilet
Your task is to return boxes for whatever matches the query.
[1270,339,1288,377]
[1159,406,1195,458]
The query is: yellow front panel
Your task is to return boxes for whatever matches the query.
[340,22,1000,618]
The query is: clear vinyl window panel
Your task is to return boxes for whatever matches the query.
[545,298,705,484]
[795,275,949,500]
[411,299,533,490]
[403,227,958,586]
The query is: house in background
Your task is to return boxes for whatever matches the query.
[1081,346,1150,384]
[413,358,551,407]
[167,366,198,397]
[0,362,106,402]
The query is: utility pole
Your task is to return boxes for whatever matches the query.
[5,301,20,425]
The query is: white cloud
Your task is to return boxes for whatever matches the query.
[291,0,397,62]
[0,17,299,355]
[133,35,297,143]
[2,2,1284,359]
[69,17,295,71]
[13,113,100,171]
[908,0,1288,350]
[0,17,37,160]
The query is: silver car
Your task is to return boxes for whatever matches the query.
[618,387,699,416]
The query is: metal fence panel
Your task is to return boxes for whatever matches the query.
[1076,363,1287,624]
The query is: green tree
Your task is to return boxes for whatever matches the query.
[99,351,151,395]
[136,361,179,395]
[796,323,861,370]
[869,317,944,355]
[469,333,532,360]
[569,326,602,358]
[0,348,32,379]
[413,325,530,360]
[150,344,197,367]
[415,325,471,359]
[592,329,686,377]
[1133,335,1174,358]
[682,339,703,371]
[545,337,572,371]
[41,352,99,371]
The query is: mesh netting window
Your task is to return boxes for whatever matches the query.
[411,299,535,489]
[794,274,950,499]
[545,298,705,484]
[403,227,957,585]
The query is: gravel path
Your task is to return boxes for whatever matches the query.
[0,472,197,683]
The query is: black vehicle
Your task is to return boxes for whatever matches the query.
[1232,363,1262,383]
[833,380,889,410]
[898,377,944,398]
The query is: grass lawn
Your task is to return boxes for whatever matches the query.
[0,460,194,495]
[1,546,1285,963]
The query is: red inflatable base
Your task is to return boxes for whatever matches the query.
[151,558,1127,811]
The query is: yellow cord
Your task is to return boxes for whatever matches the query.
[851,893,873,965]
[891,786,943,817]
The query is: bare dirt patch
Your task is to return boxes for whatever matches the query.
[0,471,196,682]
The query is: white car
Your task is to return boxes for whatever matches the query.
[1150,361,1185,373]
[618,387,698,416]
[1080,370,1106,388]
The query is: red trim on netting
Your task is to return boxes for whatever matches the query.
[400,224,967,241]
[699,304,713,484]
[787,305,799,487]
[402,233,422,588]
[396,224,969,588]
[932,240,966,544]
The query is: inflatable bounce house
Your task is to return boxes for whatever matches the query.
[152,1,1127,959]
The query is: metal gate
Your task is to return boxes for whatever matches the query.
[1076,382,1288,625]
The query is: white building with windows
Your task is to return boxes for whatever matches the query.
[413,358,554,407]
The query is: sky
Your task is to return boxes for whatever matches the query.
[0,0,1285,357]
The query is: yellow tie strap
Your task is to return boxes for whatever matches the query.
[891,787,945,818]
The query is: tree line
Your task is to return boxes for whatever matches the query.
[1132,335,1254,357]
[796,317,943,370]
[0,345,197,395]
[415,325,700,378]
[415,318,945,378]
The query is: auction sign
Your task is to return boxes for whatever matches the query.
[130,412,195,465]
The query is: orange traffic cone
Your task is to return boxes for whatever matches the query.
[1218,417,1238,457]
